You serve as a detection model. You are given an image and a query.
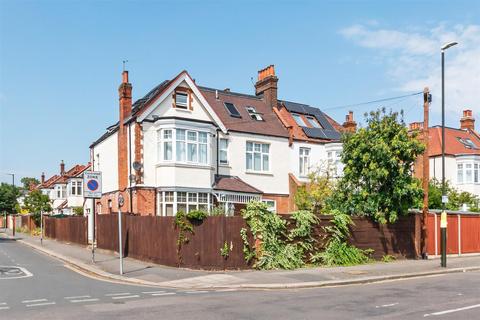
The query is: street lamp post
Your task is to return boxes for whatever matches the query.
[6,173,14,187]
[440,41,458,268]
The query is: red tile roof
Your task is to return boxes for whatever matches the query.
[428,126,480,157]
[55,164,91,183]
[213,175,262,194]
[38,174,61,189]
[199,87,290,138]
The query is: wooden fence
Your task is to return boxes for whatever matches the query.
[426,211,480,256]
[96,213,419,270]
[44,216,88,246]
[97,214,251,270]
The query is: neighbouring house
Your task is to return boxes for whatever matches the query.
[411,109,480,198]
[90,65,343,216]
[37,161,91,215]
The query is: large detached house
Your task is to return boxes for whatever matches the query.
[91,66,349,216]
[412,109,480,198]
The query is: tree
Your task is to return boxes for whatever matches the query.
[429,179,479,212]
[0,183,20,214]
[335,109,425,224]
[20,177,40,190]
[294,168,334,214]
[23,190,52,225]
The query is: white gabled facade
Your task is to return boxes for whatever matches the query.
[90,67,345,216]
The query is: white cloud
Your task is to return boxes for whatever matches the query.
[340,23,480,125]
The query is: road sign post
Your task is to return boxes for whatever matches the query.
[84,171,102,263]
[118,194,124,275]
[40,211,43,246]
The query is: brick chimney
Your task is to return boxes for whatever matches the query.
[60,160,65,175]
[118,71,132,191]
[41,172,45,184]
[255,65,278,110]
[460,109,475,131]
[409,122,424,131]
[342,111,357,132]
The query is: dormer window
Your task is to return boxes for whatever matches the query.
[246,106,263,121]
[306,116,321,128]
[175,92,188,109]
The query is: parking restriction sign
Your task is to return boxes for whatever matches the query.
[84,171,102,198]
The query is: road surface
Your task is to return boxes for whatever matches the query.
[1,235,479,319]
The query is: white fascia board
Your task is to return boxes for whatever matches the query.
[137,72,227,133]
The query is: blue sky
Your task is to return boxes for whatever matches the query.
[1,0,479,184]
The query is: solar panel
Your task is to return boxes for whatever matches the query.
[224,102,241,118]
[302,127,341,140]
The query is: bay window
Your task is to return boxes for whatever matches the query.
[246,142,270,172]
[466,163,473,183]
[158,128,209,165]
[457,164,464,183]
[457,161,480,184]
[157,191,211,216]
[475,163,479,183]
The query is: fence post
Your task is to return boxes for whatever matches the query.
[40,211,43,245]
[458,214,461,256]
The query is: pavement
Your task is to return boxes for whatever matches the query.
[2,228,480,290]
[1,231,480,319]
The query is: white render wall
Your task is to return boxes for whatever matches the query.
[218,131,290,195]
[429,155,480,197]
[92,132,118,193]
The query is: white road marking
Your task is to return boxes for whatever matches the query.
[151,292,176,297]
[0,306,10,310]
[26,302,56,307]
[184,290,209,294]
[22,299,47,303]
[424,304,480,317]
[0,302,6,305]
[111,295,140,300]
[215,289,237,292]
[70,298,100,303]
[105,292,131,296]
[142,291,166,294]
[64,295,91,300]
[375,302,399,308]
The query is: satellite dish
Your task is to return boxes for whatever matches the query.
[132,161,143,171]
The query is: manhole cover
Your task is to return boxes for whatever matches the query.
[0,266,32,279]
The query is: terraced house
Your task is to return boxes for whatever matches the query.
[90,66,349,216]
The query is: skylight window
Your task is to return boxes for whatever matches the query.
[306,116,321,128]
[292,113,307,126]
[457,137,479,150]
[246,106,263,121]
[224,102,241,118]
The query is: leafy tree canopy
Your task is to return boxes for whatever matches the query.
[335,108,425,224]
[0,183,20,214]
[23,189,52,214]
[20,177,40,190]
[428,179,479,212]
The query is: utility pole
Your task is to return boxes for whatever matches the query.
[422,87,430,259]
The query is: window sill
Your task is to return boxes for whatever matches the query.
[156,162,213,170]
[245,170,273,176]
[174,106,191,112]
[219,163,231,168]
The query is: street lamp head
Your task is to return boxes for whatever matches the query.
[441,41,458,51]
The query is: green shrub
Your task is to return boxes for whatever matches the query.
[311,238,371,266]
[186,210,208,221]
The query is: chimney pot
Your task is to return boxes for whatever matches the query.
[122,70,129,83]
[460,109,475,131]
[342,111,357,133]
[60,160,65,175]
[255,65,278,110]
[41,172,45,184]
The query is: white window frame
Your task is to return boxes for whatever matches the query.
[175,92,188,109]
[246,106,263,121]
[261,199,276,212]
[70,180,82,196]
[306,116,321,128]
[292,113,307,126]
[457,163,464,184]
[157,128,209,166]
[299,147,311,177]
[457,160,480,185]
[157,191,211,216]
[219,138,229,165]
[246,141,270,173]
